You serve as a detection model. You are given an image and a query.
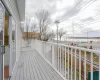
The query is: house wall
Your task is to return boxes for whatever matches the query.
[2,0,23,76]
[2,0,22,61]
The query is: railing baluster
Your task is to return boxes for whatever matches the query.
[43,42,45,57]
[60,46,61,72]
[65,46,66,78]
[44,42,45,57]
[71,48,73,80]
[99,55,100,80]
[91,52,93,80]
[44,42,46,58]
[79,50,81,80]
[52,44,55,68]
[75,49,76,80]
[68,47,69,80]
[84,51,86,80]
[32,40,100,80]
[58,45,59,71]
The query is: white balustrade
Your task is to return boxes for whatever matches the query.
[33,40,100,80]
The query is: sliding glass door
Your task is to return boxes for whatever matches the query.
[4,10,10,80]
[0,1,16,80]
[0,2,5,80]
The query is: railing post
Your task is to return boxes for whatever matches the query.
[58,45,60,71]
[79,50,81,80]
[91,52,93,80]
[44,42,46,58]
[99,54,100,80]
[42,42,44,57]
[71,48,73,80]
[65,46,66,79]
[75,49,77,80]
[84,51,86,80]
[52,43,55,68]
[60,46,61,72]
[68,47,69,80]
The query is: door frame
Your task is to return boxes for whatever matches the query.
[9,16,13,77]
[0,1,5,80]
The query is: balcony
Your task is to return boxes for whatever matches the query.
[10,49,64,80]
[11,40,100,80]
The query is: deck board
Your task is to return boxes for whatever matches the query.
[10,50,64,80]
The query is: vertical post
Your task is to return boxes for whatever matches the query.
[60,46,61,72]
[84,51,86,80]
[68,46,69,80]
[52,43,55,68]
[44,42,46,58]
[57,24,58,43]
[65,46,66,78]
[75,49,77,80]
[43,42,45,57]
[9,17,12,77]
[99,55,100,80]
[91,52,93,80]
[43,42,46,59]
[58,45,59,71]
[71,48,73,80]
[55,20,60,43]
[79,50,81,80]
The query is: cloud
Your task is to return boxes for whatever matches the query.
[26,0,58,17]
[26,0,100,36]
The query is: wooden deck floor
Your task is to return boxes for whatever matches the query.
[10,50,64,80]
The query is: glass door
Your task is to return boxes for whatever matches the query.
[0,2,5,80]
[4,10,10,80]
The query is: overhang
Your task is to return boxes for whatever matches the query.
[16,0,25,22]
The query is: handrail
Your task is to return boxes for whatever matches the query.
[43,41,100,55]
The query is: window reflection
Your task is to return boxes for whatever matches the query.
[4,11,10,80]
[11,18,16,72]
[12,19,15,40]
[4,14,9,45]
[0,3,4,80]
[0,5,4,43]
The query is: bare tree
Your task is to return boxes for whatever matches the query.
[43,31,55,41]
[31,22,37,33]
[48,31,56,40]
[25,17,31,46]
[35,9,51,40]
[58,28,66,41]
[30,21,37,39]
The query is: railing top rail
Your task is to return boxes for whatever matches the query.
[41,40,100,55]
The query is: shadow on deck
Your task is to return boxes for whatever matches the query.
[10,49,64,80]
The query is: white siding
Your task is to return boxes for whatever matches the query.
[2,0,22,59]
[2,0,23,76]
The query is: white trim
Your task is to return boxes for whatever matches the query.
[9,16,12,76]
[3,7,5,80]
[0,2,5,80]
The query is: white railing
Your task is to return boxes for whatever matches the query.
[33,40,100,80]
[67,39,100,43]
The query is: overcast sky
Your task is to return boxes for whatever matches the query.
[26,0,100,37]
